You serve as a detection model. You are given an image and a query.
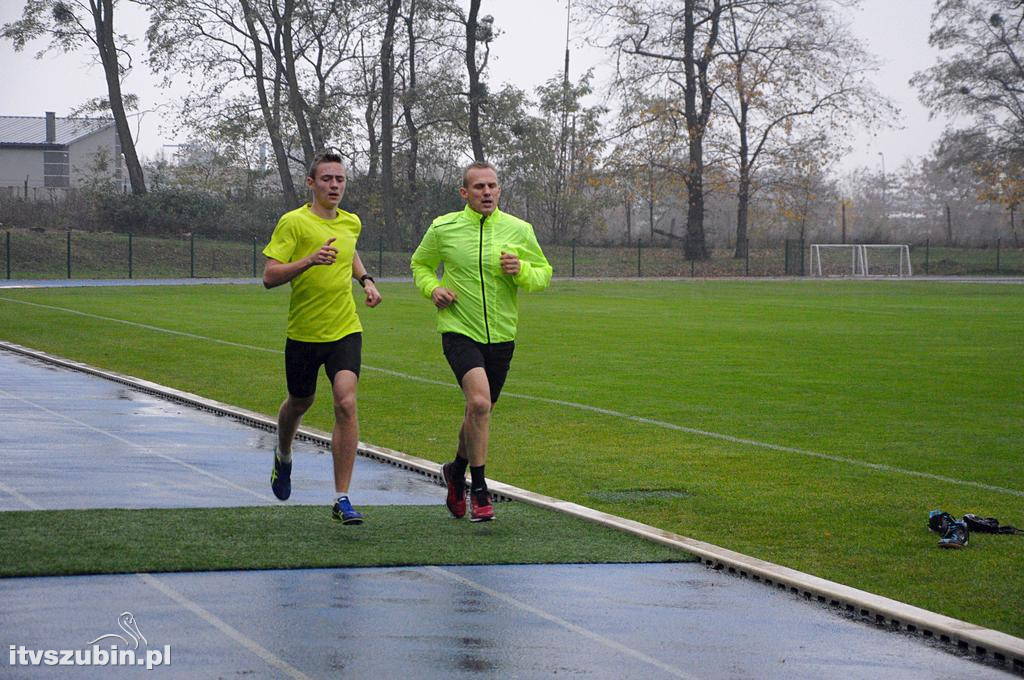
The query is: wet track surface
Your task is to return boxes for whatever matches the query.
[0,350,1013,678]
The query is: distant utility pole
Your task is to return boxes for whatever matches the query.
[878,152,886,223]
[841,200,847,243]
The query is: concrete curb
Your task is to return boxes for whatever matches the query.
[2,340,1021,674]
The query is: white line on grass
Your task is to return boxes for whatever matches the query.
[0,385,274,503]
[3,296,1020,498]
[0,297,281,353]
[428,566,699,680]
[493,394,1024,498]
[140,573,315,680]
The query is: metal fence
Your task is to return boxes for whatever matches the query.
[2,230,1022,280]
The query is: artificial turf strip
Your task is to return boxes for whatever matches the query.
[0,504,694,578]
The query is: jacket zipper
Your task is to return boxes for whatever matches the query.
[478,214,490,343]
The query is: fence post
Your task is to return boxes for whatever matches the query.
[996,238,1001,273]
[377,235,384,279]
[252,237,257,278]
[924,238,929,275]
[744,238,750,276]
[5,231,10,279]
[66,230,71,279]
[690,256,695,277]
[128,233,133,279]
[637,240,642,277]
[190,233,195,278]
[571,239,576,278]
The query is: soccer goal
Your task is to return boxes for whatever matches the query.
[809,244,912,278]
[809,244,865,277]
[860,244,912,277]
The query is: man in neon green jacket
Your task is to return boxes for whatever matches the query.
[411,161,552,522]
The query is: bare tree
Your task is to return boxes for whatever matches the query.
[3,0,147,193]
[586,0,729,259]
[912,0,1024,233]
[716,0,892,258]
[145,0,375,205]
[460,0,493,161]
[146,0,299,202]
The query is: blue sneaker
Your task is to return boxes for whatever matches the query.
[332,496,364,525]
[271,447,291,501]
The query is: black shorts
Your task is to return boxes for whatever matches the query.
[441,332,515,404]
[284,333,362,398]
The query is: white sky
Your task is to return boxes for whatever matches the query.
[0,0,949,175]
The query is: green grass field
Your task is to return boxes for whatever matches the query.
[0,279,1021,637]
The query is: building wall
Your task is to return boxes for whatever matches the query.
[0,148,44,190]
[0,124,123,195]
[68,126,123,189]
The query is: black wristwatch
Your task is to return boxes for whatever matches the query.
[358,274,375,288]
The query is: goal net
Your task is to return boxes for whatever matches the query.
[810,244,912,278]
[861,244,912,277]
[810,244,864,277]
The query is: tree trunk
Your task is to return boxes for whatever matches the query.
[625,193,632,245]
[403,0,421,241]
[733,56,750,260]
[647,161,655,240]
[1011,204,1019,248]
[465,0,485,161]
[240,0,297,205]
[680,0,719,261]
[380,0,400,247]
[92,0,146,194]
[734,122,750,259]
[365,93,379,182]
[280,0,314,166]
[684,134,708,260]
[735,169,749,259]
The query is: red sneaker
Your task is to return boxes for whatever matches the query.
[470,489,494,522]
[442,462,467,519]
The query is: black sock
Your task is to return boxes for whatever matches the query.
[451,455,469,478]
[469,465,486,492]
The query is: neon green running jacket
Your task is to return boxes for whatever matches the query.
[411,205,552,343]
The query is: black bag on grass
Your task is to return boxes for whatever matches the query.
[962,514,1024,535]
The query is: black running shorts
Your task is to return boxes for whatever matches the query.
[284,333,362,398]
[441,332,515,404]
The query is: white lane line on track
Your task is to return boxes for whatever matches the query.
[0,386,274,503]
[139,573,314,680]
[0,480,43,510]
[2,296,1020,498]
[428,566,699,680]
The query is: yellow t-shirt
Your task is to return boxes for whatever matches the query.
[263,204,363,342]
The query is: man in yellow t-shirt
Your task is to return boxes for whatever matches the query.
[262,150,381,524]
